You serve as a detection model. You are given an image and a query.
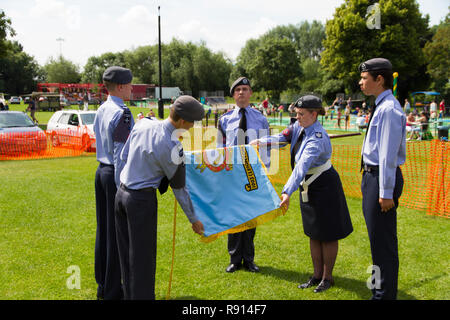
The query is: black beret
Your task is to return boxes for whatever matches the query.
[230,77,251,95]
[102,66,133,84]
[359,58,392,73]
[294,95,322,109]
[172,95,205,122]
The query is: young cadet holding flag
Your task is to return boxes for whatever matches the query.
[252,95,353,293]
[217,77,270,274]
[114,96,205,300]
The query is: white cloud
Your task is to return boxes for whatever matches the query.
[117,5,156,28]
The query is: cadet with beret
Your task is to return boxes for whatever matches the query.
[359,58,406,300]
[93,66,134,300]
[252,95,353,293]
[217,77,270,274]
[115,95,205,300]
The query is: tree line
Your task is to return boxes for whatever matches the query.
[0,0,449,104]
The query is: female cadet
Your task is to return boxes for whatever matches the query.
[252,95,353,293]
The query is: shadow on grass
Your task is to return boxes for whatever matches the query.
[258,266,417,300]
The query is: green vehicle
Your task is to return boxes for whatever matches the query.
[25,92,63,112]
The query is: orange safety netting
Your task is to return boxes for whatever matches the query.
[2,127,448,218]
[0,128,95,161]
[267,140,449,219]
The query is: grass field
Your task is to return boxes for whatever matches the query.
[0,129,448,300]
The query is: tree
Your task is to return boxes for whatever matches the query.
[81,52,127,83]
[423,11,450,97]
[0,40,44,95]
[0,10,15,59]
[246,37,301,100]
[263,20,326,61]
[44,56,81,83]
[321,0,431,100]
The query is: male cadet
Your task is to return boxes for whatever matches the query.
[217,77,270,273]
[359,58,406,300]
[93,66,135,300]
[115,95,205,300]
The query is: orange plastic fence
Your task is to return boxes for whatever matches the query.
[268,140,449,218]
[1,127,448,218]
[0,129,95,160]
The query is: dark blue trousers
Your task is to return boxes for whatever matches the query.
[228,228,256,265]
[115,185,158,300]
[361,167,403,300]
[94,163,123,300]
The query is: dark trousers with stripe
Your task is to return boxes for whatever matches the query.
[361,167,403,300]
[228,228,256,265]
[94,163,122,300]
[115,185,158,300]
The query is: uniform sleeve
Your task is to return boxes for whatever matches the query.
[258,124,292,148]
[158,141,198,223]
[282,139,321,196]
[377,108,404,199]
[216,118,226,148]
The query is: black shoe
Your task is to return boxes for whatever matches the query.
[298,276,321,289]
[226,263,241,273]
[243,261,260,272]
[314,279,334,293]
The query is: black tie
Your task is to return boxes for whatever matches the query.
[291,130,305,170]
[238,108,247,145]
[361,104,377,171]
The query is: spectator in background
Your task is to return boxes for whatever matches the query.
[404,99,411,114]
[439,99,445,118]
[344,105,351,130]
[28,97,38,123]
[83,92,89,111]
[430,100,437,115]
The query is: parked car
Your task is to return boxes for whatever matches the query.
[9,96,21,104]
[47,110,96,152]
[0,111,47,155]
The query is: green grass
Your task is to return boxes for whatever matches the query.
[0,148,449,300]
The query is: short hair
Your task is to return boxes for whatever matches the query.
[103,81,117,92]
[368,70,393,90]
[169,107,182,122]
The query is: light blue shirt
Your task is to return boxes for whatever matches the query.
[217,106,270,165]
[362,89,406,199]
[217,106,270,147]
[93,95,135,187]
[119,118,198,223]
[259,120,332,196]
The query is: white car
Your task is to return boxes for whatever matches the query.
[47,110,96,152]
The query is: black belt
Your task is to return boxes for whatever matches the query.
[120,183,155,193]
[363,163,379,173]
[99,163,114,168]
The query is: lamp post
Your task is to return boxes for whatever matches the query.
[56,37,64,57]
[157,6,164,119]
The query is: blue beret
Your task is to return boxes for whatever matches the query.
[172,95,205,122]
[294,95,322,109]
[102,66,133,84]
[230,77,251,95]
[359,58,392,72]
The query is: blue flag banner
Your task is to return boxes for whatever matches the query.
[185,145,285,243]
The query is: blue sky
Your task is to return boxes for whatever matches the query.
[2,0,449,69]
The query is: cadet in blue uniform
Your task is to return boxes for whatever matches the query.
[93,66,134,300]
[115,95,205,300]
[217,77,270,274]
[253,95,353,293]
[359,58,406,300]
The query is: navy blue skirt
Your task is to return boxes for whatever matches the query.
[299,166,353,241]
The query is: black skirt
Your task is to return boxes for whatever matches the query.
[299,166,353,241]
